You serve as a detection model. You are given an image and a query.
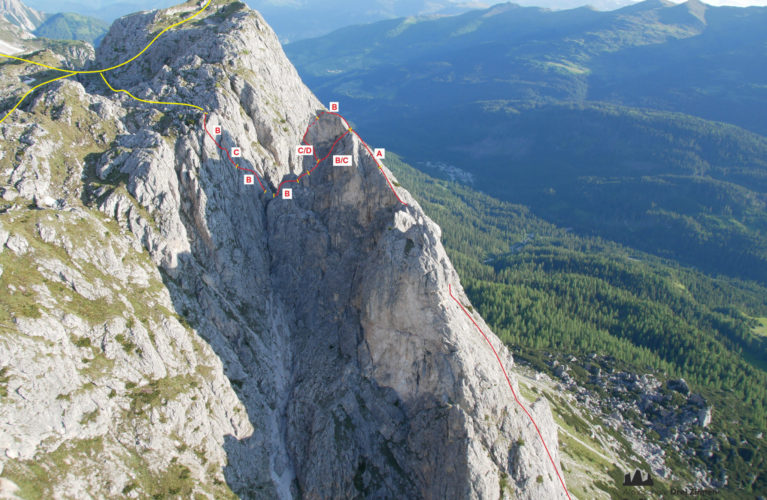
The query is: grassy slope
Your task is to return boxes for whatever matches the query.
[751,317,767,337]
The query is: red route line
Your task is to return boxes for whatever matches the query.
[293,110,408,205]
[203,113,266,192]
[350,128,408,206]
[448,284,572,500]
[203,109,407,205]
[202,110,566,492]
[276,129,350,193]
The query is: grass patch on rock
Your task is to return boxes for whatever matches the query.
[0,437,104,498]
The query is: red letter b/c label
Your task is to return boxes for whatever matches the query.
[333,155,352,166]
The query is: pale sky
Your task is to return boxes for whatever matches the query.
[671,0,767,5]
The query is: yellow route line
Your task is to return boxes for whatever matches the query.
[0,72,76,126]
[100,73,205,112]
[0,0,212,74]
[0,1,211,125]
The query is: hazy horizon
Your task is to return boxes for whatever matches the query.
[20,0,767,21]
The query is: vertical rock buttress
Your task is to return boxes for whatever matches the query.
[0,1,569,498]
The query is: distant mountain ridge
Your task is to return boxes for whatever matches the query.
[34,12,109,45]
[248,0,495,42]
[15,0,496,32]
[17,0,639,38]
[0,0,108,46]
[287,0,767,127]
[285,0,767,284]
[21,0,179,23]
[0,0,45,32]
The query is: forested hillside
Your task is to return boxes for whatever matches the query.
[287,0,767,134]
[387,154,767,496]
[286,0,767,285]
[34,13,108,45]
[393,101,767,283]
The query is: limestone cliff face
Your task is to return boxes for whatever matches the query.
[0,1,567,498]
[0,0,45,33]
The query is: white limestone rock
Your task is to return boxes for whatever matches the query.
[0,1,567,498]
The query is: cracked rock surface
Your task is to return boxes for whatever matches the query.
[0,1,566,498]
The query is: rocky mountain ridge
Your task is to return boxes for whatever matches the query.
[0,0,568,498]
[0,0,44,32]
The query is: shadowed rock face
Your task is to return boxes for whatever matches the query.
[0,1,566,498]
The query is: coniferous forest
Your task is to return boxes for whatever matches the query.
[388,154,767,496]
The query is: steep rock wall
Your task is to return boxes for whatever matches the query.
[0,1,567,498]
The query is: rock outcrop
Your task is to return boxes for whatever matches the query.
[0,1,567,498]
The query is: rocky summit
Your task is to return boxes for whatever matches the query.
[0,1,566,498]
